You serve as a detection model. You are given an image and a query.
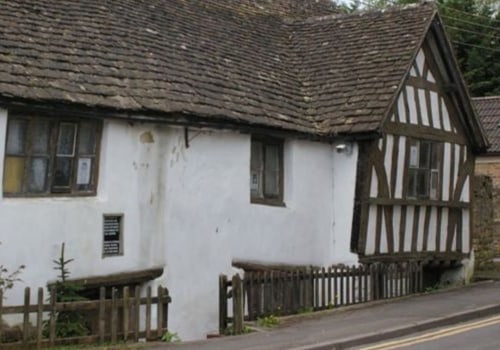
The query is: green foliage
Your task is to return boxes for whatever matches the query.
[0,241,25,296]
[45,243,90,338]
[160,330,181,343]
[257,314,280,328]
[224,325,253,335]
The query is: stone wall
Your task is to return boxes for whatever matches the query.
[472,175,495,270]
[476,162,500,188]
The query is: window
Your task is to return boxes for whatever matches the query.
[407,139,442,199]
[3,116,101,196]
[250,137,284,205]
[103,214,123,257]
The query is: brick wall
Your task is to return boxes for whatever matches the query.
[473,175,496,269]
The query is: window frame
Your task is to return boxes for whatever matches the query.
[406,139,442,200]
[250,136,285,207]
[3,115,102,198]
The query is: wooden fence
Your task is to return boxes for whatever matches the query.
[220,262,423,334]
[0,285,170,349]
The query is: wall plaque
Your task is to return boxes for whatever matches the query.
[103,214,123,256]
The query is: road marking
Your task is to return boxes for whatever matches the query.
[359,315,500,350]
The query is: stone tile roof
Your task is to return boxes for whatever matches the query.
[474,96,500,154]
[0,0,437,136]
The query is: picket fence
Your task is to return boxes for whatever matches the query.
[0,285,170,349]
[220,262,423,334]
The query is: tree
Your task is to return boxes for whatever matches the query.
[338,0,500,97]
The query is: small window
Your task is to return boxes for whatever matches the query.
[250,137,284,205]
[407,140,442,199]
[3,116,101,196]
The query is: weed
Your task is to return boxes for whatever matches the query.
[161,330,181,343]
[257,314,280,328]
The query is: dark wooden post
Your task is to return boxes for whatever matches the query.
[123,286,130,341]
[49,287,56,346]
[145,286,152,340]
[219,275,228,334]
[134,285,141,342]
[99,287,106,343]
[232,274,244,335]
[111,287,118,344]
[36,287,43,349]
[23,287,30,344]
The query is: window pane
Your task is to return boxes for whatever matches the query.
[76,158,92,186]
[27,158,48,192]
[264,144,280,197]
[409,141,419,168]
[78,122,97,155]
[3,157,24,193]
[250,141,263,198]
[416,169,429,197]
[407,169,417,198]
[430,170,439,200]
[57,123,77,156]
[31,121,50,155]
[419,142,430,168]
[431,143,441,170]
[6,119,27,155]
[53,157,73,188]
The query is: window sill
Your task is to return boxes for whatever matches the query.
[251,197,286,207]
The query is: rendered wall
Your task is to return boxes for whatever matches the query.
[0,109,359,340]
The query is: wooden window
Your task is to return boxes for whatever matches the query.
[3,116,101,196]
[407,139,442,200]
[250,137,284,206]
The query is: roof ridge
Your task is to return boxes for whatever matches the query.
[293,0,437,25]
[472,96,500,101]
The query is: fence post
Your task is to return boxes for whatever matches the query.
[123,286,130,341]
[49,287,56,346]
[232,274,244,335]
[36,287,43,349]
[111,287,118,344]
[157,286,163,339]
[219,275,228,334]
[134,285,141,342]
[99,287,106,343]
[145,286,152,340]
[23,287,30,344]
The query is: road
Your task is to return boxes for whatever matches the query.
[351,315,500,350]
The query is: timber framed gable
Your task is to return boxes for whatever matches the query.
[352,37,476,263]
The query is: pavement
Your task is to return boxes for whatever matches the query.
[152,281,500,350]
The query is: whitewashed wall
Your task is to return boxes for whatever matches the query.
[0,108,359,340]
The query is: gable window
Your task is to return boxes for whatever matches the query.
[250,137,284,206]
[407,139,442,200]
[3,116,101,196]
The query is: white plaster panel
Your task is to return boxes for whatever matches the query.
[461,176,470,202]
[441,98,452,132]
[416,49,425,74]
[370,166,378,198]
[442,143,451,201]
[394,136,406,199]
[427,207,437,251]
[453,144,460,196]
[418,89,429,126]
[365,205,377,255]
[404,206,414,252]
[393,205,401,253]
[407,86,418,124]
[430,91,441,129]
[384,135,393,196]
[380,210,388,254]
[440,208,449,252]
[397,93,407,123]
[427,70,435,83]
[417,208,426,252]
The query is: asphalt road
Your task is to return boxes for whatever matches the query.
[351,315,500,350]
